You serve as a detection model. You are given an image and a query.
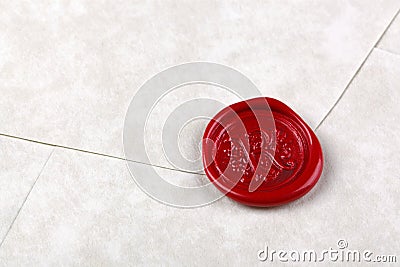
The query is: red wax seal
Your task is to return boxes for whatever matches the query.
[202,97,323,207]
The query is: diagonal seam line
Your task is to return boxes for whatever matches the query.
[0,133,205,176]
[0,149,55,249]
[4,8,398,174]
[374,47,400,57]
[314,7,400,132]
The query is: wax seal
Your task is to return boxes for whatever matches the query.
[202,97,323,207]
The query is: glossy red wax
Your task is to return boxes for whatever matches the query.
[202,97,323,207]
